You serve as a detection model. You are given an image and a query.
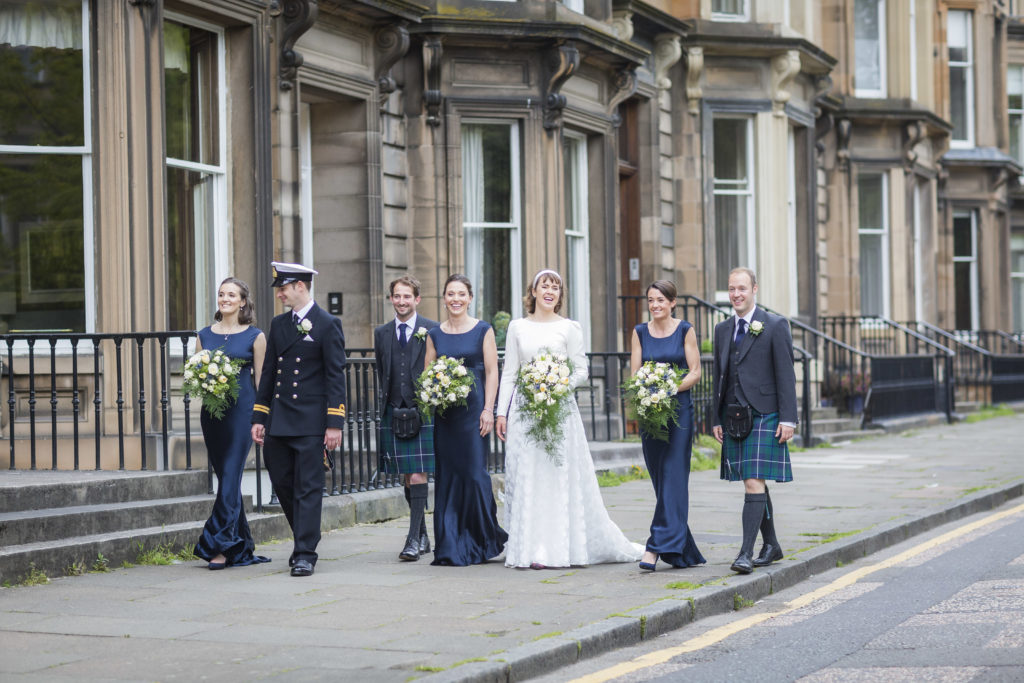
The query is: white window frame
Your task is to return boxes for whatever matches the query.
[563,131,591,349]
[711,0,749,22]
[952,209,979,331]
[0,0,94,340]
[854,0,887,98]
[561,0,585,13]
[1009,65,1024,167]
[461,119,523,320]
[948,9,975,148]
[299,102,314,268]
[164,12,228,356]
[1011,231,1024,333]
[913,180,926,321]
[713,116,756,302]
[857,171,890,319]
[786,127,799,314]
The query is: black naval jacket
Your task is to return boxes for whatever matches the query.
[252,302,347,436]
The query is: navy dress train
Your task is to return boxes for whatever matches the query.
[429,321,508,566]
[195,326,270,567]
[636,321,706,568]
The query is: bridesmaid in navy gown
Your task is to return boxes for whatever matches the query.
[630,280,706,571]
[195,277,271,569]
[424,274,507,566]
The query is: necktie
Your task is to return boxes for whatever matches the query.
[293,313,301,327]
[734,318,747,344]
[398,322,408,347]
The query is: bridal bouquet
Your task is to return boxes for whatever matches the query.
[515,350,574,464]
[622,361,687,442]
[415,356,474,419]
[183,349,243,419]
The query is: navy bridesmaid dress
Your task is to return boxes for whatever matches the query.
[195,326,270,567]
[429,321,508,566]
[636,321,706,568]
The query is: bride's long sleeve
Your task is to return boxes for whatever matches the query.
[567,320,589,390]
[496,319,520,417]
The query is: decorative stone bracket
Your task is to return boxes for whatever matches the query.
[423,35,443,127]
[903,120,925,172]
[375,23,410,108]
[275,0,318,91]
[654,33,681,90]
[611,10,634,42]
[607,66,638,128]
[836,118,852,171]
[771,49,801,115]
[543,42,580,131]
[684,46,703,115]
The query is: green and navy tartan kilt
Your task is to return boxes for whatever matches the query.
[720,411,793,483]
[379,404,435,475]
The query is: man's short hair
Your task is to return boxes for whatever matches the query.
[728,267,757,287]
[389,275,421,298]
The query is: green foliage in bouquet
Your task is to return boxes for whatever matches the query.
[514,350,575,464]
[183,348,244,420]
[415,355,475,420]
[622,361,687,442]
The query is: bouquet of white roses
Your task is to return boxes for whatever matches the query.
[415,356,474,419]
[183,348,244,420]
[622,361,687,442]
[514,350,575,464]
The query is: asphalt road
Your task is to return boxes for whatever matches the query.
[543,499,1024,683]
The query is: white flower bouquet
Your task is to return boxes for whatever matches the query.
[415,356,474,419]
[514,350,575,464]
[183,348,244,419]
[622,361,687,441]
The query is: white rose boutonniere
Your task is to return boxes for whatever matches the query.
[414,326,428,341]
[749,320,764,336]
[297,318,313,335]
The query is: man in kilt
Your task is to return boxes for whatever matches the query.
[374,276,439,561]
[712,267,797,574]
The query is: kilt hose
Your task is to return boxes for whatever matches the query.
[720,411,793,482]
[379,404,435,475]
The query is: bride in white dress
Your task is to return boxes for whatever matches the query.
[495,269,643,569]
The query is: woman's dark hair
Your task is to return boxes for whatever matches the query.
[214,277,255,325]
[524,270,565,314]
[443,273,474,298]
[646,280,677,302]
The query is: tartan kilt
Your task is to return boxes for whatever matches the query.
[379,404,435,475]
[720,411,793,482]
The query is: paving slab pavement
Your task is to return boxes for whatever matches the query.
[1,412,1022,682]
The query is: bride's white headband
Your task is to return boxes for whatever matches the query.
[532,269,562,288]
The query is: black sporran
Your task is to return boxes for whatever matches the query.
[391,407,422,440]
[724,403,753,440]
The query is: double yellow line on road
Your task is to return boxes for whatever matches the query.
[573,502,1024,683]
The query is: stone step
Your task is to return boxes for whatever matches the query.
[0,469,209,514]
[815,428,887,445]
[0,513,291,585]
[808,416,865,435]
[0,494,250,547]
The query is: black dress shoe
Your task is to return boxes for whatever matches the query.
[730,552,754,574]
[418,531,431,555]
[753,543,784,567]
[399,538,420,561]
[290,559,314,577]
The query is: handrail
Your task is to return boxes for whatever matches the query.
[760,306,865,359]
[908,321,989,356]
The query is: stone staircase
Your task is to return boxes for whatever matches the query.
[800,406,885,447]
[0,470,289,585]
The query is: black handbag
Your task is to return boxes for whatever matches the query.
[391,406,422,440]
[724,403,753,440]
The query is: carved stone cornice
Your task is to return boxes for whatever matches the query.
[607,66,638,128]
[276,0,319,91]
[543,42,579,131]
[423,35,443,126]
[684,46,703,115]
[654,33,681,90]
[771,49,801,115]
[375,22,410,106]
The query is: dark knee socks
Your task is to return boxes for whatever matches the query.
[740,493,767,556]
[759,487,779,547]
[408,483,428,542]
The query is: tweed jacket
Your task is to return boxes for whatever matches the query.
[373,315,439,410]
[252,302,347,436]
[711,305,798,426]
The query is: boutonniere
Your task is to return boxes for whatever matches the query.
[414,326,428,341]
[749,321,764,336]
[296,318,313,335]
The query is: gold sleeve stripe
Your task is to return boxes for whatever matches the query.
[253,404,270,414]
[326,405,346,417]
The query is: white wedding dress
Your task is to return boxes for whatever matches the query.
[497,318,643,568]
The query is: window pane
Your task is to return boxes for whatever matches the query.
[563,139,578,231]
[1013,276,1024,332]
[713,119,747,182]
[1011,113,1022,164]
[0,154,84,332]
[567,234,584,319]
[477,228,512,325]
[953,214,973,257]
[166,166,216,331]
[854,0,882,92]
[715,194,748,292]
[954,261,973,330]
[859,233,883,316]
[712,0,745,15]
[950,66,968,141]
[480,125,511,223]
[948,10,969,58]
[0,0,84,146]
[1009,66,1023,109]
[164,20,219,165]
[857,174,884,229]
